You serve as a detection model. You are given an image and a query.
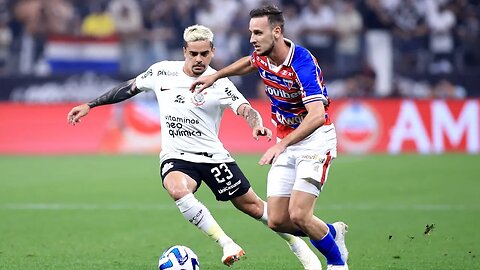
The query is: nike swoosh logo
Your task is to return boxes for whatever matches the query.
[228,188,240,196]
[160,87,171,91]
[193,215,204,226]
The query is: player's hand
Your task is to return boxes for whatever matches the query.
[67,103,90,125]
[259,143,286,165]
[253,126,272,141]
[190,74,217,93]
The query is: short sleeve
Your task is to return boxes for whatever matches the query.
[135,64,158,92]
[218,78,249,115]
[292,49,328,105]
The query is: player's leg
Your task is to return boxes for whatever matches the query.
[161,159,243,267]
[266,133,348,269]
[265,153,305,234]
[290,147,348,268]
[230,188,322,270]
[289,190,345,265]
[289,190,348,269]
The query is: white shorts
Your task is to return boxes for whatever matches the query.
[267,124,337,198]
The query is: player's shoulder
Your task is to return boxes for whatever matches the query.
[291,44,320,70]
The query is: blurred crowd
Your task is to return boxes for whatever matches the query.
[0,0,478,98]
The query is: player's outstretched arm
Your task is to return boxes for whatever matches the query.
[190,56,256,93]
[67,79,141,125]
[237,103,272,141]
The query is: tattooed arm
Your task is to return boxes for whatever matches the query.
[87,79,141,108]
[67,79,141,125]
[237,103,272,141]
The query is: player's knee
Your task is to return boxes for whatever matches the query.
[248,204,264,219]
[165,186,191,201]
[289,210,308,229]
[250,198,265,218]
[267,218,286,232]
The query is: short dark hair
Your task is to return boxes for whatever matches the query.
[249,5,284,32]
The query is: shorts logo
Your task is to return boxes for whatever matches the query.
[162,162,174,175]
[218,179,242,195]
[228,187,240,196]
[301,154,325,163]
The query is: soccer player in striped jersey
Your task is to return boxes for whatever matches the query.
[191,5,349,270]
[67,24,322,269]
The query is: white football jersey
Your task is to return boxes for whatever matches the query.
[135,61,249,163]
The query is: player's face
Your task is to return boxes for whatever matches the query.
[249,16,275,56]
[183,40,215,76]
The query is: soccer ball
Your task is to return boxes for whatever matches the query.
[158,245,200,270]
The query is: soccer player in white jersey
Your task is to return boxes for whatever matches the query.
[67,25,323,269]
[191,6,349,270]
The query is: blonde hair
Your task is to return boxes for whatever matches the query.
[183,25,214,44]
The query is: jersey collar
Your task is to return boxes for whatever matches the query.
[282,38,295,67]
[266,38,295,70]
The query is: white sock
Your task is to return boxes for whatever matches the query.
[175,193,232,247]
[257,201,298,245]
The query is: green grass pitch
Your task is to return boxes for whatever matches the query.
[0,154,479,269]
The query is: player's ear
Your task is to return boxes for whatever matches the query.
[211,47,215,57]
[273,26,281,39]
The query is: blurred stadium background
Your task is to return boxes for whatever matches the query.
[0,0,479,269]
[0,0,479,154]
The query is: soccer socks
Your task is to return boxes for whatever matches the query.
[310,226,344,265]
[327,223,337,239]
[175,193,233,247]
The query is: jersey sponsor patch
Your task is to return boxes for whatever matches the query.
[174,95,185,103]
[141,69,153,79]
[224,87,239,101]
[157,69,179,76]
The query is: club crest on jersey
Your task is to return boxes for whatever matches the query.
[191,92,206,106]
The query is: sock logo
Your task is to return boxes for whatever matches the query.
[189,209,204,226]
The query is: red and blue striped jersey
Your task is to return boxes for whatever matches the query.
[250,39,331,139]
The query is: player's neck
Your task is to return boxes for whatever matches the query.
[182,65,199,78]
[267,39,290,67]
